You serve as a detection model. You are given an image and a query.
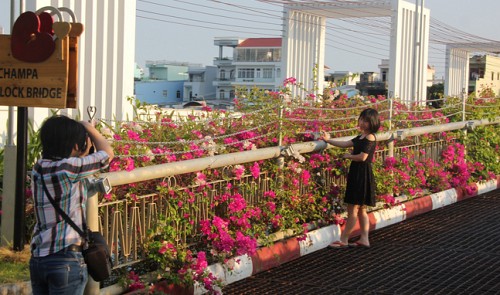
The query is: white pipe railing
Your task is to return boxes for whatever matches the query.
[101,117,500,187]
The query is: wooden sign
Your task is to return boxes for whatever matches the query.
[0,11,83,109]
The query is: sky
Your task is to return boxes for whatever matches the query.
[1,0,499,79]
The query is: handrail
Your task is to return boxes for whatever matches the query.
[101,117,500,187]
[86,116,499,293]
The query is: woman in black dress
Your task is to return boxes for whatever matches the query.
[321,108,380,248]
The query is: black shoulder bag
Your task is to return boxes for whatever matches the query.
[39,172,112,282]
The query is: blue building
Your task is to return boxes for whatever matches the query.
[135,80,184,105]
[135,61,196,106]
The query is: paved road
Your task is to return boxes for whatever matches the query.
[223,189,500,294]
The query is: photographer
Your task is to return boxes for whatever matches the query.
[29,115,114,295]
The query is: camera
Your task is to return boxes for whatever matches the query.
[84,177,112,195]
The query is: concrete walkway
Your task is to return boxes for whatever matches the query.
[223,188,500,294]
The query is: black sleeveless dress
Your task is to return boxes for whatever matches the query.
[344,135,377,206]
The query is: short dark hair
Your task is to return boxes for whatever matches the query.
[359,108,380,134]
[40,115,87,160]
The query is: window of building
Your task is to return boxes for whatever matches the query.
[263,68,273,79]
[163,90,168,97]
[256,69,261,78]
[492,72,495,81]
[220,69,225,80]
[219,89,225,99]
[235,48,281,62]
[230,70,235,79]
[256,49,271,62]
[176,90,181,98]
[238,68,255,78]
[230,90,235,99]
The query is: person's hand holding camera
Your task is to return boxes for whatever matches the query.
[80,121,114,161]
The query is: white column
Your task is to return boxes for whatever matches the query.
[283,8,326,99]
[389,0,429,104]
[444,47,469,97]
[316,15,326,94]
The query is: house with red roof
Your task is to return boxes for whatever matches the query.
[213,37,283,101]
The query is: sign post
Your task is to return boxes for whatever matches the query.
[0,7,83,250]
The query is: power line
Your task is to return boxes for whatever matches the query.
[136,9,280,32]
[136,14,280,37]
[135,0,500,75]
[139,0,283,27]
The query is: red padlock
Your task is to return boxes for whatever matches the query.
[11,11,56,63]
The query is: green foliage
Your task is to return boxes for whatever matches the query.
[27,120,42,169]
[0,147,3,194]
[465,95,500,120]
[458,125,500,178]
[427,83,444,108]
[0,245,31,284]
[0,262,30,284]
[477,84,496,98]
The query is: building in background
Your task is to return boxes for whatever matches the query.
[135,61,194,106]
[378,59,439,99]
[134,63,144,81]
[183,66,217,102]
[357,72,386,97]
[213,37,283,101]
[426,65,436,87]
[324,71,360,87]
[468,54,500,97]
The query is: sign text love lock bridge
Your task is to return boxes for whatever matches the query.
[0,6,83,108]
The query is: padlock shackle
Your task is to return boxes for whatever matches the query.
[58,7,77,23]
[35,6,63,22]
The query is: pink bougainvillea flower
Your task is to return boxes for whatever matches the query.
[124,157,135,171]
[301,170,311,185]
[126,130,140,141]
[250,162,260,179]
[195,172,207,186]
[384,157,397,168]
[228,193,247,212]
[264,190,276,199]
[233,165,245,180]
[283,77,297,86]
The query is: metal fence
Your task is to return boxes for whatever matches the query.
[93,118,499,270]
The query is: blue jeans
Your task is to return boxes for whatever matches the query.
[30,249,88,295]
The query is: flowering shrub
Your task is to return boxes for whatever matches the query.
[373,138,498,199]
[146,215,223,293]
[94,81,499,293]
[123,271,145,292]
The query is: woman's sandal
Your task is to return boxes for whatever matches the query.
[327,241,348,249]
[348,241,370,248]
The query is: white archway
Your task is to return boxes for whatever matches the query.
[278,0,430,102]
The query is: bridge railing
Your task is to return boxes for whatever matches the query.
[90,117,499,269]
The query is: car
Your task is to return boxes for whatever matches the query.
[332,86,360,99]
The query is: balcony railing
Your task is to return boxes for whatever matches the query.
[213,57,233,66]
